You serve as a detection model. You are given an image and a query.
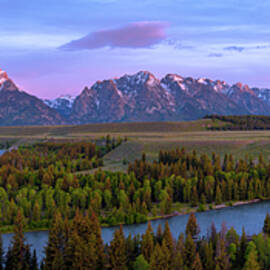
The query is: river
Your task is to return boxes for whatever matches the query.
[2,200,270,263]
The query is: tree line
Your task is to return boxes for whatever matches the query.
[2,210,270,269]
[205,115,270,130]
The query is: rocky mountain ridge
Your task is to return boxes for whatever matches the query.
[0,69,64,126]
[1,68,270,125]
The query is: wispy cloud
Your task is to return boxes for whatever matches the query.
[208,53,223,58]
[224,46,245,52]
[60,21,168,51]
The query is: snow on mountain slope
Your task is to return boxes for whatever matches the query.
[44,95,75,117]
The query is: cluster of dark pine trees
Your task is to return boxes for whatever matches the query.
[205,115,270,130]
[2,210,270,269]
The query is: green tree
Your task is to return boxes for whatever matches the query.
[263,212,270,235]
[134,255,149,270]
[243,242,260,270]
[215,185,222,205]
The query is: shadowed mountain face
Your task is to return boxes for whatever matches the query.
[2,68,270,126]
[0,69,64,126]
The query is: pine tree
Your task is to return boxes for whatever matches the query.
[0,233,3,270]
[65,229,97,270]
[192,253,203,270]
[163,221,174,256]
[200,241,214,270]
[32,201,41,222]
[89,211,106,269]
[30,250,39,270]
[6,210,31,270]
[184,233,196,268]
[238,228,248,267]
[156,224,163,244]
[263,212,270,235]
[149,241,170,270]
[141,222,154,262]
[125,234,137,270]
[215,238,230,270]
[44,211,65,270]
[134,255,149,270]
[108,225,127,270]
[185,213,200,239]
[243,242,260,270]
[215,185,222,205]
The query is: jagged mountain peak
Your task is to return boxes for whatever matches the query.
[120,70,157,83]
[115,70,159,90]
[0,69,17,91]
[0,69,8,81]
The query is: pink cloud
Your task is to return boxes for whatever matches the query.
[60,21,168,50]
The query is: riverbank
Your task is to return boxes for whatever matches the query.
[147,198,263,222]
[0,198,265,234]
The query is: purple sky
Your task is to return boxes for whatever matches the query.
[1,0,270,98]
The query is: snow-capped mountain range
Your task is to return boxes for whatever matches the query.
[2,68,270,125]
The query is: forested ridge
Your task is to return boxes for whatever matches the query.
[1,141,270,230]
[2,210,270,269]
[205,115,270,130]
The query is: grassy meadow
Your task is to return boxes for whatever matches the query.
[1,118,270,172]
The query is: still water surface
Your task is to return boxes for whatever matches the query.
[2,200,270,263]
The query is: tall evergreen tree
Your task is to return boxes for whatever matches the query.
[184,233,196,269]
[141,222,154,262]
[263,212,270,235]
[238,228,248,267]
[192,253,203,270]
[5,210,31,270]
[108,225,127,270]
[44,211,65,270]
[30,250,39,270]
[134,255,149,270]
[89,211,106,269]
[243,242,260,270]
[163,221,174,257]
[0,233,3,270]
[215,238,230,270]
[149,241,170,270]
[185,213,200,239]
